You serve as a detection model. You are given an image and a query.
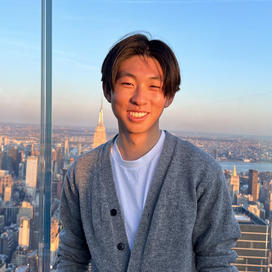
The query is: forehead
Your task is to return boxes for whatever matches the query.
[117,55,163,79]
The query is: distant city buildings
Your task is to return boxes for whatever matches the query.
[0,122,271,271]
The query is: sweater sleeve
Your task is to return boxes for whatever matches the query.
[55,164,91,272]
[193,164,241,272]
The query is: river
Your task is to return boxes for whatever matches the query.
[219,161,272,173]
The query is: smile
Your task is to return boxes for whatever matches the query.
[128,111,148,118]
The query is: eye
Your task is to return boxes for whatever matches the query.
[150,85,160,89]
[121,82,134,86]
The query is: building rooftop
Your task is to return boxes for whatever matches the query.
[233,205,267,225]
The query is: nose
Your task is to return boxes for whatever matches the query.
[130,84,147,106]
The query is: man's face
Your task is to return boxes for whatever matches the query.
[104,55,173,137]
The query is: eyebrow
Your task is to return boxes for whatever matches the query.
[116,72,162,81]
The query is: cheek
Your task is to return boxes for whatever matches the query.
[152,95,167,108]
[111,91,128,105]
[111,94,126,116]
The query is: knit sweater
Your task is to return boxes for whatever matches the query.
[56,131,241,272]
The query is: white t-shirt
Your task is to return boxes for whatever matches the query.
[110,131,165,250]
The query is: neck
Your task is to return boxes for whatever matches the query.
[117,130,162,161]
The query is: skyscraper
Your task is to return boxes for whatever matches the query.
[64,138,69,157]
[248,169,259,202]
[50,217,59,252]
[229,165,240,194]
[92,100,107,149]
[18,217,31,248]
[7,148,20,176]
[56,144,64,173]
[0,173,14,201]
[3,185,12,202]
[0,151,7,170]
[25,156,38,188]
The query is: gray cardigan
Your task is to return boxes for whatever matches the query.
[56,131,241,272]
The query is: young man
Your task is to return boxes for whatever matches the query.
[56,34,241,272]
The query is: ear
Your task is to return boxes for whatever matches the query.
[103,83,111,103]
[164,95,175,108]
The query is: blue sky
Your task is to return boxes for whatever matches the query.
[0,0,271,136]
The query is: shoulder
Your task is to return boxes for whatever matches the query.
[165,131,220,168]
[65,138,114,185]
[164,131,224,186]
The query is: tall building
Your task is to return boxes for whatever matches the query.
[64,138,70,157]
[0,229,17,262]
[232,206,270,271]
[4,205,18,226]
[18,162,25,179]
[229,165,240,194]
[0,151,7,170]
[56,144,64,173]
[18,217,31,248]
[0,173,13,191]
[52,148,57,161]
[0,173,14,202]
[0,216,4,233]
[7,148,20,176]
[25,156,38,188]
[30,206,39,250]
[52,175,61,200]
[50,217,59,252]
[248,169,259,202]
[92,100,107,149]
[3,185,12,202]
[78,143,82,156]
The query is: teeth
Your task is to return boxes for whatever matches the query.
[129,112,147,118]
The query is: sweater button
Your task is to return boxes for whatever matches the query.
[117,242,125,250]
[110,209,117,216]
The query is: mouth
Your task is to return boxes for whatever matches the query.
[127,111,149,121]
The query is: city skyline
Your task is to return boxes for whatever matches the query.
[0,0,272,136]
[1,121,272,270]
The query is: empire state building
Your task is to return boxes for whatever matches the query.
[92,100,107,149]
